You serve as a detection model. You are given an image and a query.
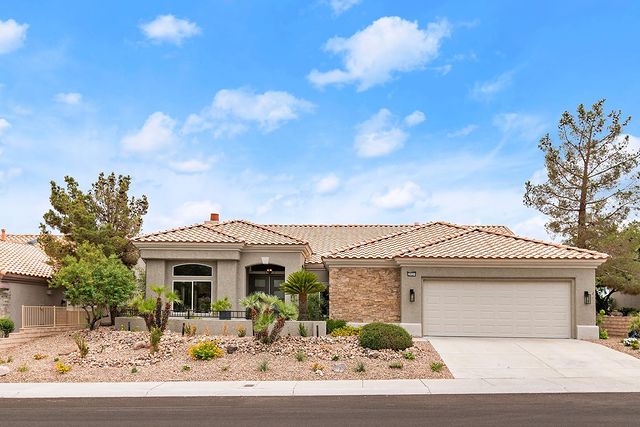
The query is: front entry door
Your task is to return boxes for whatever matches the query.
[248,274,285,299]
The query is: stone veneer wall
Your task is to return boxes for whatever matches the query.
[329,267,401,323]
[0,288,10,318]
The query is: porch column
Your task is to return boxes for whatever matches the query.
[217,260,239,309]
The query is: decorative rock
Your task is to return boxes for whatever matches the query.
[331,362,346,373]
[226,345,238,354]
[0,366,10,376]
[133,341,149,350]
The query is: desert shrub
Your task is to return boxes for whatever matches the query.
[402,351,416,361]
[259,360,269,372]
[18,364,28,373]
[298,323,308,337]
[182,365,191,371]
[629,316,640,335]
[53,357,59,362]
[620,307,640,317]
[184,324,197,337]
[354,361,366,372]
[150,327,163,353]
[326,319,347,334]
[188,340,224,360]
[55,361,71,374]
[295,349,306,362]
[331,354,340,361]
[330,326,361,337]
[358,323,413,351]
[74,334,89,358]
[389,361,403,369]
[430,362,445,372]
[599,328,609,340]
[596,309,606,326]
[131,367,138,373]
[241,292,298,344]
[221,365,229,372]
[311,362,325,372]
[33,353,47,360]
[633,341,640,350]
[237,326,246,337]
[0,317,15,337]
[211,297,232,312]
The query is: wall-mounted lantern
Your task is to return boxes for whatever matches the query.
[584,290,592,305]
[409,289,416,303]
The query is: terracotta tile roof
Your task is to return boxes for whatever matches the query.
[324,222,467,260]
[461,225,514,235]
[264,224,416,263]
[396,228,608,260]
[0,241,53,279]
[133,223,241,243]
[216,220,307,245]
[4,234,42,245]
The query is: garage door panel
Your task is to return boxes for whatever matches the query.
[423,280,571,338]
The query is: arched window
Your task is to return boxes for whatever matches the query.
[173,264,212,276]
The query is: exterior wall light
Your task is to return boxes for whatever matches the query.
[409,289,415,303]
[584,291,592,305]
[261,256,270,265]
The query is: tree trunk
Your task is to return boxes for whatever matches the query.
[269,317,286,343]
[108,306,117,326]
[576,127,594,249]
[299,293,308,321]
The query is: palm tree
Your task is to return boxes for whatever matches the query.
[136,285,180,331]
[241,292,298,343]
[280,269,326,321]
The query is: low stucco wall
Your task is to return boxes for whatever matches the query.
[115,317,326,337]
[613,293,640,310]
[0,279,65,330]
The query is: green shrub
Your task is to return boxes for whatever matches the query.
[331,354,340,361]
[298,323,308,337]
[326,319,347,334]
[596,309,606,326]
[259,360,269,372]
[354,361,366,372]
[0,317,15,337]
[330,326,361,337]
[389,361,403,369]
[358,323,413,351]
[402,351,415,361]
[211,297,232,312]
[188,340,224,360]
[55,361,71,374]
[237,326,246,337]
[430,362,445,372]
[17,364,28,373]
[182,365,191,371]
[307,293,327,321]
[599,328,609,340]
[131,367,138,374]
[632,341,640,350]
[150,327,163,353]
[74,334,89,358]
[184,324,197,337]
[295,349,306,362]
[629,316,640,335]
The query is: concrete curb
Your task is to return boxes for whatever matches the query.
[2,377,640,398]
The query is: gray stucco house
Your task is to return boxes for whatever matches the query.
[133,213,608,340]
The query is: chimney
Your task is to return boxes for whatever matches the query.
[206,213,220,225]
[1,229,5,241]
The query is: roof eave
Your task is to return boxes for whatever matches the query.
[394,257,607,269]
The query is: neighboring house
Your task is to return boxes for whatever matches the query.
[132,214,608,340]
[0,230,63,329]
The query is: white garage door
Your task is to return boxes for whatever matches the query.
[423,280,571,338]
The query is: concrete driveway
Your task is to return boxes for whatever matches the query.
[429,337,640,380]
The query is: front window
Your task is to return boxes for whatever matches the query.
[172,264,213,313]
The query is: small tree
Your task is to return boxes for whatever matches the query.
[50,243,137,329]
[524,99,639,249]
[133,285,180,332]
[280,270,326,321]
[240,292,298,344]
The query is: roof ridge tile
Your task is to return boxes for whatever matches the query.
[228,220,309,244]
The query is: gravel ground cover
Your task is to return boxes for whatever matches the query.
[0,328,452,382]
[595,337,640,359]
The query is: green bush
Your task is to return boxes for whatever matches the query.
[358,323,413,351]
[211,297,232,312]
[430,362,445,372]
[188,340,224,360]
[326,319,347,334]
[632,341,640,350]
[298,323,308,337]
[0,317,15,338]
[629,316,640,335]
[402,351,416,360]
[150,327,163,353]
[599,328,609,339]
[74,334,89,358]
[330,325,361,337]
[354,361,366,372]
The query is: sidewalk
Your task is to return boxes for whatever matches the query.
[2,377,640,398]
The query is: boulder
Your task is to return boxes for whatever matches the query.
[133,341,150,350]
[331,362,347,373]
[0,366,10,376]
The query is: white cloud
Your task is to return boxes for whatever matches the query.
[183,88,314,138]
[122,112,177,152]
[0,118,10,135]
[0,19,28,54]
[0,167,21,183]
[493,113,545,141]
[140,15,201,45]
[169,158,215,173]
[328,0,361,15]
[511,215,548,240]
[403,110,425,127]
[154,200,221,228]
[308,17,452,91]
[433,64,452,75]
[354,108,426,158]
[447,124,477,138]
[371,181,424,209]
[617,133,640,154]
[315,173,340,194]
[54,92,82,105]
[471,71,512,100]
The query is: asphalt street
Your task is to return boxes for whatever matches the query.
[0,393,637,427]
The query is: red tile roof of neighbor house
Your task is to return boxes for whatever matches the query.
[0,240,54,279]
[134,218,607,262]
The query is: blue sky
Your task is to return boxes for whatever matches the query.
[1,1,639,239]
